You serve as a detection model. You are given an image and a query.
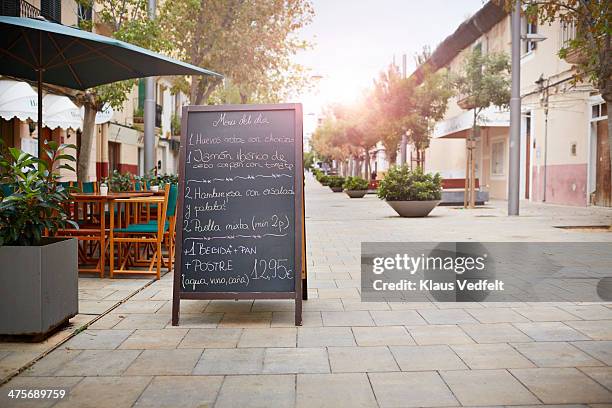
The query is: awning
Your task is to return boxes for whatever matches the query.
[80,104,114,125]
[108,122,142,147]
[433,107,509,139]
[0,79,37,122]
[43,94,82,130]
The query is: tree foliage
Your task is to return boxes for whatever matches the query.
[158,0,314,105]
[311,56,453,173]
[453,47,511,115]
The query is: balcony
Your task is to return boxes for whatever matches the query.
[0,0,59,23]
[563,47,587,65]
[456,94,477,110]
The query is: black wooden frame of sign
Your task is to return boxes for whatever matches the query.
[172,103,304,326]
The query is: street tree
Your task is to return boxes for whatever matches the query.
[454,47,510,207]
[158,0,314,105]
[74,0,164,181]
[404,67,453,169]
[371,64,409,164]
[310,113,350,173]
[332,102,380,179]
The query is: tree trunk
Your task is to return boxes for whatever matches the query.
[364,149,370,180]
[387,149,397,167]
[78,103,97,182]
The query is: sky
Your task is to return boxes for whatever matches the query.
[293,0,485,141]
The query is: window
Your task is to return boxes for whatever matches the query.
[592,102,608,119]
[491,140,505,176]
[41,0,61,23]
[522,20,538,54]
[561,20,576,48]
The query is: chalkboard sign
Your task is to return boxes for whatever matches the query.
[172,104,304,326]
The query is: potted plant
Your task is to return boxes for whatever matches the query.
[377,166,442,217]
[343,176,369,198]
[328,176,345,192]
[107,170,133,192]
[318,174,330,186]
[0,141,79,338]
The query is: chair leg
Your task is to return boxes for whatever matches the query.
[109,235,114,278]
[156,239,162,280]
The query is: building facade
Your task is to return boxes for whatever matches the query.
[0,0,188,182]
[415,1,609,207]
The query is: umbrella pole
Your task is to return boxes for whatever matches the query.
[37,31,43,159]
[37,69,43,159]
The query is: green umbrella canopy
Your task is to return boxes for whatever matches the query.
[0,16,222,158]
[0,16,222,89]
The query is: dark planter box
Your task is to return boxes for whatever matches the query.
[0,238,78,337]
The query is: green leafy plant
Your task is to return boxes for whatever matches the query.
[316,173,329,185]
[0,141,78,246]
[137,168,178,188]
[377,166,442,201]
[104,170,133,192]
[156,173,179,186]
[343,176,369,191]
[171,114,181,136]
[327,176,345,189]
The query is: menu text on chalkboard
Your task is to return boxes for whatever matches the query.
[172,104,303,326]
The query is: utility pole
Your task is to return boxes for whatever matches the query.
[400,54,408,165]
[508,0,521,216]
[144,0,156,175]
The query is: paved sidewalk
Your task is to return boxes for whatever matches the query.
[0,278,152,384]
[0,175,611,407]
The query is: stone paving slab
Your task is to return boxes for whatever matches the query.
[214,374,295,408]
[440,369,540,406]
[369,371,458,407]
[510,367,612,404]
[133,375,222,408]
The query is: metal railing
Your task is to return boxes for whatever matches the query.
[19,0,40,19]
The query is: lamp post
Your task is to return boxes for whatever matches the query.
[508,0,522,216]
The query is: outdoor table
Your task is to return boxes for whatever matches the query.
[65,192,154,277]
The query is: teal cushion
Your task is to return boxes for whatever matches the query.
[114,221,169,234]
[81,182,95,193]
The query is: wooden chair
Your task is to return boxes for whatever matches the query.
[109,185,170,279]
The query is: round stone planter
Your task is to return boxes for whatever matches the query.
[385,200,441,217]
[345,190,367,198]
[330,186,343,192]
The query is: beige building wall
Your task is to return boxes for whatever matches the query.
[424,138,467,179]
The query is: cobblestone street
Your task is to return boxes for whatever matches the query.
[1,175,611,408]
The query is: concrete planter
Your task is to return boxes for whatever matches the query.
[386,200,441,217]
[0,238,78,338]
[345,190,367,198]
[330,186,343,192]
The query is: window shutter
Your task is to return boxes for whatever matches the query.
[0,0,19,17]
[41,0,61,22]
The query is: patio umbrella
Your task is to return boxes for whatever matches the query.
[0,16,222,157]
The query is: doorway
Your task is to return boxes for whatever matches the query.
[108,141,120,174]
[593,119,611,206]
